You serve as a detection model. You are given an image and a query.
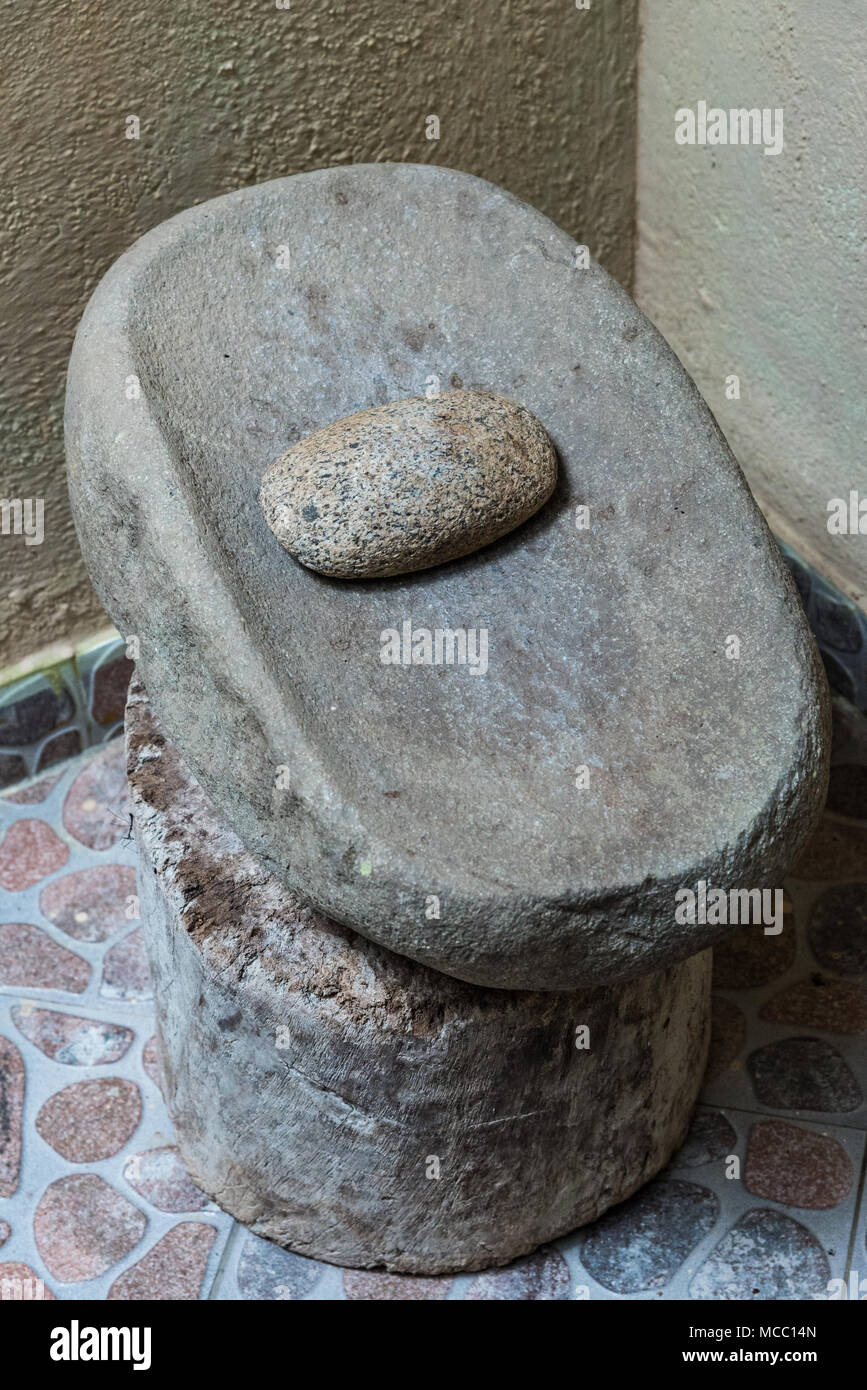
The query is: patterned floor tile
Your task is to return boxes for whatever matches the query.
[0,709,865,1301]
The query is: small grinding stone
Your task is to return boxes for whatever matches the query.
[258,390,558,578]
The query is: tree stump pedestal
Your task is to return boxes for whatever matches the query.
[127,678,711,1275]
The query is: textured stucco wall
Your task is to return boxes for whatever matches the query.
[0,0,638,669]
[637,1,867,607]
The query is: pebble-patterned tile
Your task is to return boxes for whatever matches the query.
[761,975,867,1034]
[343,1269,454,1301]
[122,1147,210,1214]
[91,658,135,728]
[0,711,865,1301]
[2,771,61,805]
[744,1119,853,1209]
[39,865,137,943]
[688,1210,831,1300]
[34,1174,147,1283]
[465,1245,572,1300]
[790,815,867,880]
[0,819,69,891]
[35,1078,142,1162]
[748,1038,862,1113]
[234,1233,327,1301]
[0,754,29,788]
[38,731,83,771]
[578,1180,719,1295]
[0,685,75,748]
[101,929,152,1002]
[107,1223,217,1300]
[0,923,90,993]
[668,1110,737,1169]
[808,884,867,974]
[11,1006,134,1066]
[63,741,129,850]
[141,1035,163,1092]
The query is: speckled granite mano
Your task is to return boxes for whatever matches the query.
[66,163,829,991]
[260,390,558,578]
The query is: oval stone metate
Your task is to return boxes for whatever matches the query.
[259,390,557,578]
[66,163,829,992]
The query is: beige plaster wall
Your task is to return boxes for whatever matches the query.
[0,0,639,669]
[637,0,867,607]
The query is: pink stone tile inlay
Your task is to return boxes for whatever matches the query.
[0,922,90,993]
[744,1119,854,1209]
[12,1005,134,1065]
[34,1174,147,1282]
[2,772,61,805]
[101,929,151,1001]
[107,1222,217,1300]
[63,741,129,850]
[123,1146,209,1213]
[36,1078,142,1162]
[141,1035,164,1092]
[761,976,867,1035]
[343,1269,453,1300]
[40,865,138,943]
[0,818,69,891]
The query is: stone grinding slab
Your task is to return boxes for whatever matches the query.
[66,163,830,991]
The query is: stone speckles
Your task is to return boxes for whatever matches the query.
[35,1078,142,1162]
[808,884,867,974]
[106,1223,216,1300]
[465,1245,571,1300]
[237,1235,324,1301]
[62,740,129,850]
[0,922,90,993]
[259,390,558,579]
[100,929,152,1002]
[748,1038,861,1113]
[123,1147,209,1213]
[744,1120,853,1209]
[39,865,137,943]
[0,819,68,891]
[12,1007,134,1066]
[34,1175,146,1282]
[689,1210,830,1300]
[578,1180,719,1294]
